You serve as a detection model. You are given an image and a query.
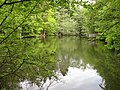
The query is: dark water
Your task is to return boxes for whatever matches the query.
[0,37,120,90]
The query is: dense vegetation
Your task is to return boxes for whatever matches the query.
[0,37,57,89]
[82,0,120,50]
[0,0,120,50]
[0,0,120,89]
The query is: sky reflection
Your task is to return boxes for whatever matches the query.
[49,67,102,90]
[20,66,103,90]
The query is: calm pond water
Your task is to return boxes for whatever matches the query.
[0,37,120,90]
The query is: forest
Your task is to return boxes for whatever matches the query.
[0,0,120,90]
[0,0,120,50]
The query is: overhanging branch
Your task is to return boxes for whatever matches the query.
[99,21,119,39]
[5,0,29,5]
[0,0,29,8]
[0,2,38,44]
[0,4,14,26]
[0,0,7,8]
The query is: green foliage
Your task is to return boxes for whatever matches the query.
[81,0,120,50]
[55,9,80,35]
[0,37,57,89]
[0,0,83,41]
[20,8,57,37]
[0,0,120,89]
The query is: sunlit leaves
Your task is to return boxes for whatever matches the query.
[82,0,120,50]
[55,8,80,35]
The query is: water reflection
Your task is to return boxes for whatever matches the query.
[0,37,120,90]
[49,67,102,90]
[56,37,120,90]
[0,37,57,90]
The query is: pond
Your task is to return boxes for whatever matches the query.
[0,37,120,90]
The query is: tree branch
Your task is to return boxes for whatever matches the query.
[0,0,7,8]
[99,21,120,39]
[5,0,29,5]
[0,59,25,79]
[0,4,14,26]
[0,0,29,8]
[0,2,38,44]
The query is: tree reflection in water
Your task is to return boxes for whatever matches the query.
[0,37,120,90]
[0,37,57,90]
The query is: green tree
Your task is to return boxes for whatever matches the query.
[55,8,80,35]
[81,0,120,50]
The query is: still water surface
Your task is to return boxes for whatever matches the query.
[0,37,120,90]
